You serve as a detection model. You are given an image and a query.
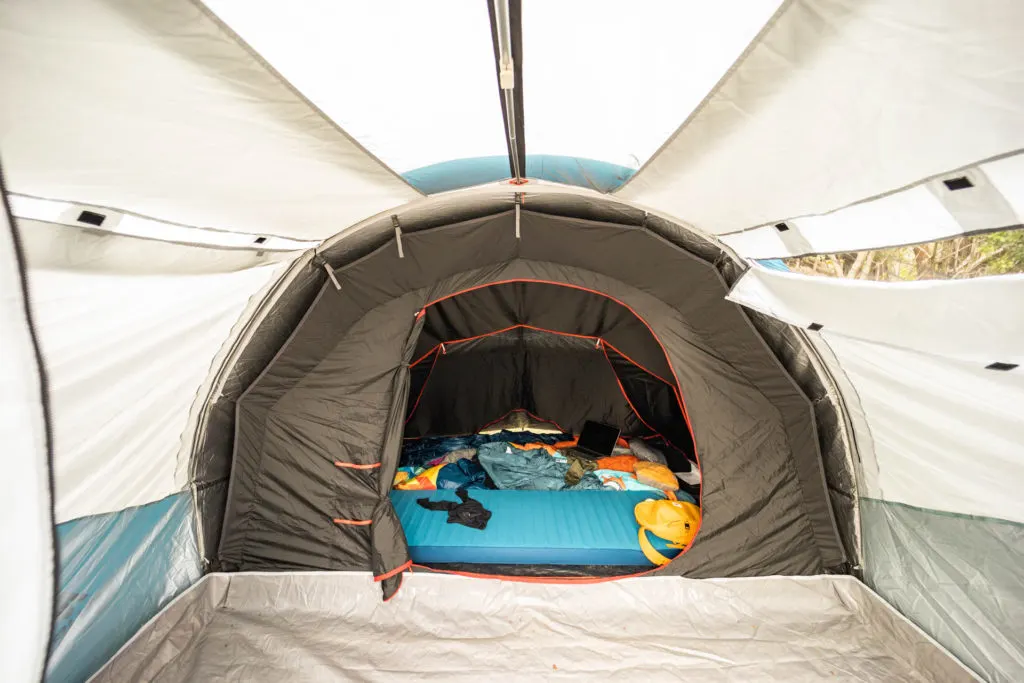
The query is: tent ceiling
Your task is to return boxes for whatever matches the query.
[203,0,508,174]
[618,0,1024,238]
[0,0,418,241]
[523,0,781,169]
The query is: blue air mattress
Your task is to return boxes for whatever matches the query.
[391,489,694,566]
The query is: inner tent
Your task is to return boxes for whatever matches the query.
[405,281,696,459]
[394,281,700,569]
[214,208,848,597]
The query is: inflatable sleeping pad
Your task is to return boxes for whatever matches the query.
[391,489,696,566]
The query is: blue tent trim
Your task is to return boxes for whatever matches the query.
[48,492,201,683]
[402,155,636,194]
[758,259,791,272]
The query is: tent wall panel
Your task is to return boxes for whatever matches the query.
[821,335,1024,523]
[413,280,674,382]
[646,213,860,566]
[863,498,1024,683]
[204,0,507,175]
[605,346,696,464]
[515,214,845,565]
[728,265,1024,364]
[0,0,417,239]
[620,0,1024,237]
[404,331,648,438]
[48,491,201,683]
[0,176,54,683]
[522,0,782,171]
[728,263,1024,679]
[219,292,423,572]
[729,265,1024,523]
[195,207,523,566]
[406,281,687,443]
[22,224,288,522]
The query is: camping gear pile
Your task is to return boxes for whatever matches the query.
[393,428,691,496]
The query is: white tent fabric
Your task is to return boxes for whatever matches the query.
[92,573,977,682]
[9,194,317,252]
[985,154,1024,222]
[619,0,1024,237]
[522,0,781,169]
[0,0,418,241]
[21,220,295,522]
[721,153,1024,259]
[727,266,1024,364]
[204,0,507,174]
[728,265,1024,520]
[0,190,53,683]
[821,334,1024,521]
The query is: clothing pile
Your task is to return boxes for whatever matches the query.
[394,429,697,497]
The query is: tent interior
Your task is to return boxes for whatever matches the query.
[5,0,1024,681]
[396,281,703,569]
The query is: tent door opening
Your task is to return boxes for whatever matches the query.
[391,281,700,572]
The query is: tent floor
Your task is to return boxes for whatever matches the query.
[94,573,975,682]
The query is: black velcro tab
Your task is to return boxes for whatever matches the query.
[943,176,974,191]
[77,210,106,226]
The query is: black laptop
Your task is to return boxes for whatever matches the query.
[574,420,621,458]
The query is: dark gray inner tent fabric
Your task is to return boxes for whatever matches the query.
[404,282,695,465]
[216,209,846,597]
